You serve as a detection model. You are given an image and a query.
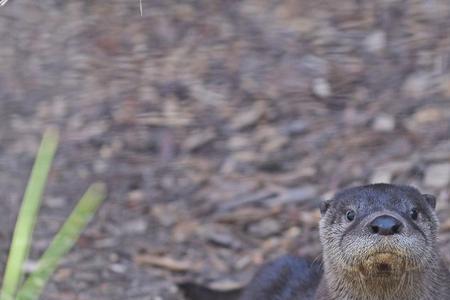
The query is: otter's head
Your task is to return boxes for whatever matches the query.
[319,184,438,278]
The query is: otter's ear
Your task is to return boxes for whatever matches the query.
[422,194,436,209]
[320,200,331,215]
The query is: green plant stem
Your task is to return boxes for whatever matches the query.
[1,128,59,300]
[16,183,106,300]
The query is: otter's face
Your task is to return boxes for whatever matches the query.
[319,184,438,277]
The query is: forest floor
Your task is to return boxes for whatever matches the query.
[0,1,450,299]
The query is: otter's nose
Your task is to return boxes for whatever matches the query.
[368,215,403,236]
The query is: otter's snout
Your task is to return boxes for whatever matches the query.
[368,215,403,236]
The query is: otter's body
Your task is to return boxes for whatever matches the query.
[239,255,322,300]
[180,184,450,300]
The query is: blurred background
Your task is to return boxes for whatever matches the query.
[0,0,450,299]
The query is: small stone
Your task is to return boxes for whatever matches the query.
[372,114,395,132]
[412,107,444,124]
[312,78,332,98]
[109,263,127,274]
[402,72,431,99]
[93,160,108,174]
[248,219,282,238]
[23,260,39,273]
[209,279,244,291]
[128,189,145,203]
[45,197,66,208]
[284,226,301,239]
[424,163,450,188]
[123,219,148,234]
[364,31,386,53]
[370,169,392,184]
[405,107,444,131]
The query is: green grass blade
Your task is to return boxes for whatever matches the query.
[1,128,59,300]
[16,183,106,300]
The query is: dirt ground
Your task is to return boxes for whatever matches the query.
[0,1,450,299]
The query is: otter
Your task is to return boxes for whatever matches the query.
[180,184,450,300]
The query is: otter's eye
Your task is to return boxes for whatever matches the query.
[346,210,356,222]
[410,208,418,220]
